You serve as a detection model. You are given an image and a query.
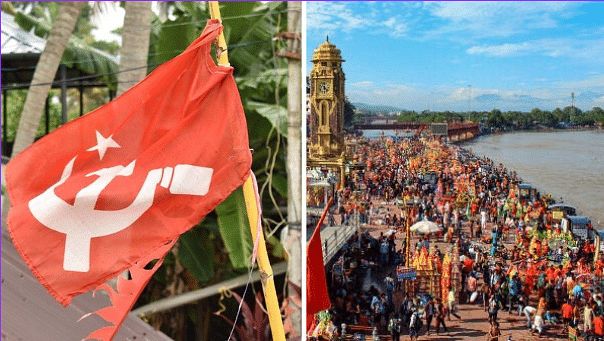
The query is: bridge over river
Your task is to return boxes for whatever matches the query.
[354,120,480,142]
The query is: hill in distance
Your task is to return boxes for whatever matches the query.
[353,102,405,113]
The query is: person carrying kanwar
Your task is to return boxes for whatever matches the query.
[585,301,595,335]
[387,314,402,341]
[408,307,421,341]
[435,297,448,334]
[531,296,547,336]
[467,273,478,303]
[488,294,500,323]
[424,296,436,335]
[448,286,462,320]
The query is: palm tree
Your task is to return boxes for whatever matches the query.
[10,1,85,157]
[2,1,85,226]
[116,1,153,96]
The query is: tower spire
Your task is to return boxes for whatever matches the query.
[326,34,329,42]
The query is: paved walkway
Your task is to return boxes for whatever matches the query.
[356,199,568,341]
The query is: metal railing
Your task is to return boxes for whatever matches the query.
[322,210,359,263]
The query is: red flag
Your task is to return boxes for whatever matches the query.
[306,198,332,330]
[5,20,251,338]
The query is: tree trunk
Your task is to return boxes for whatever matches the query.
[2,1,84,230]
[116,1,153,97]
[10,1,84,157]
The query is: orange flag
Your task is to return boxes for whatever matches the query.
[306,198,332,330]
[5,20,251,340]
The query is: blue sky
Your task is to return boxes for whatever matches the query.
[306,1,604,112]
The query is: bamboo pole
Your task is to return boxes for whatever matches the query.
[208,1,229,67]
[208,3,286,341]
[243,175,287,341]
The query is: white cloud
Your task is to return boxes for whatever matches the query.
[466,38,604,62]
[424,1,582,39]
[307,2,364,32]
[347,82,420,108]
[307,2,410,38]
[555,74,604,90]
[383,16,409,37]
[352,81,374,88]
[467,42,533,57]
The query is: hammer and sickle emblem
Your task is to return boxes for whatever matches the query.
[28,156,213,272]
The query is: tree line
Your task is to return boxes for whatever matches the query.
[354,106,604,131]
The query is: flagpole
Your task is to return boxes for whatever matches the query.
[208,1,229,67]
[208,3,286,341]
[243,176,287,341]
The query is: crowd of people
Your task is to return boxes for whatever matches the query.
[310,133,602,341]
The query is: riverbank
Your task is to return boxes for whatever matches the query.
[478,125,602,136]
[462,129,604,229]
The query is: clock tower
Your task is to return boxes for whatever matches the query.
[308,37,345,159]
[307,37,346,186]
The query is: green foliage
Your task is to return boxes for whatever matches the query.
[486,109,506,128]
[88,40,120,55]
[178,228,215,282]
[588,107,604,124]
[344,97,356,127]
[246,102,288,136]
[149,15,198,67]
[266,233,287,259]
[1,89,64,142]
[215,187,254,270]
[147,2,288,135]
[2,90,26,142]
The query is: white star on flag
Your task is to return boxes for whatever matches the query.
[87,130,121,160]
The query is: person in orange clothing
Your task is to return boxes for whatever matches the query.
[584,241,593,257]
[463,256,474,274]
[561,299,573,332]
[596,259,604,277]
[545,266,556,283]
[594,313,604,338]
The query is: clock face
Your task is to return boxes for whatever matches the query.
[319,81,330,94]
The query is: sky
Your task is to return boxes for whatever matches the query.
[306,1,604,113]
[90,2,165,44]
[90,3,125,44]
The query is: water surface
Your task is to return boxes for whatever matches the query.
[465,130,604,228]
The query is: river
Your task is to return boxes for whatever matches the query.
[463,130,604,228]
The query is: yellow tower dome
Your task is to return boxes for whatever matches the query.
[312,36,344,63]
